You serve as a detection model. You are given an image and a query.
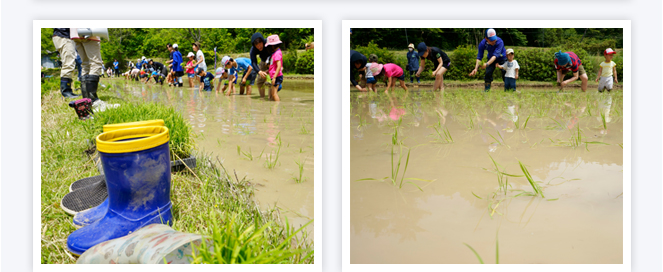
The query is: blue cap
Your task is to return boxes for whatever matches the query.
[555,51,570,66]
[417,42,428,56]
[485,28,497,41]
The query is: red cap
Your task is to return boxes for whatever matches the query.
[604,48,617,55]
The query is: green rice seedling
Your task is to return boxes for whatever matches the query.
[85,102,196,160]
[300,124,309,134]
[518,161,545,198]
[265,145,281,169]
[600,111,608,130]
[294,158,307,183]
[428,121,454,144]
[190,212,313,264]
[463,243,484,264]
[237,146,254,161]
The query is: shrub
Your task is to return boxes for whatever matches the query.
[295,49,314,74]
[447,45,483,81]
[282,49,298,73]
[515,48,557,82]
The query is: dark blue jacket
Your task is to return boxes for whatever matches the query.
[477,37,506,62]
[407,50,419,71]
[53,28,70,39]
[249,33,271,72]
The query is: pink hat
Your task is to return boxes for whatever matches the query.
[265,35,282,46]
[369,63,383,77]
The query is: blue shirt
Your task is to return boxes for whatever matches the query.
[113,61,119,69]
[477,37,506,62]
[230,58,251,75]
[172,51,183,72]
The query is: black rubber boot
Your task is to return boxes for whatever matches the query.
[60,77,80,98]
[86,75,100,103]
[80,75,89,99]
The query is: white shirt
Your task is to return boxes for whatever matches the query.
[502,60,519,78]
[196,50,206,71]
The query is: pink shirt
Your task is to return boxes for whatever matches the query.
[383,63,403,78]
[186,60,195,74]
[269,48,284,78]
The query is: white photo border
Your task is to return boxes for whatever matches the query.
[34,20,322,272]
[342,20,631,272]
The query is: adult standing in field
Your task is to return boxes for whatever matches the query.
[52,28,80,98]
[166,43,174,71]
[406,43,420,84]
[192,42,206,82]
[469,28,507,92]
[350,50,367,92]
[113,59,119,75]
[72,29,104,106]
[250,32,272,97]
[554,50,588,92]
[416,42,451,91]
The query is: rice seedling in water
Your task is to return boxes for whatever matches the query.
[428,120,453,144]
[464,231,500,264]
[265,145,281,169]
[300,123,309,134]
[518,161,545,198]
[293,158,307,183]
[237,146,255,161]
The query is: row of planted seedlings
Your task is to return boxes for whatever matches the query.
[353,89,622,151]
[41,85,313,264]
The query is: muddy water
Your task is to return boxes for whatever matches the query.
[109,79,315,239]
[350,89,623,264]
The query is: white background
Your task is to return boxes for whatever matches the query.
[2,0,662,272]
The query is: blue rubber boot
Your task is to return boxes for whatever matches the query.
[72,120,166,228]
[67,126,172,256]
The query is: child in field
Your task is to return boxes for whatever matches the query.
[376,63,408,93]
[223,56,256,95]
[595,48,618,93]
[496,48,519,92]
[214,67,227,93]
[364,54,380,93]
[197,68,215,92]
[219,67,238,96]
[266,35,283,101]
[166,71,175,86]
[185,52,196,88]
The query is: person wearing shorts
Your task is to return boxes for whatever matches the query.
[595,48,618,93]
[378,63,408,93]
[250,32,272,98]
[416,42,451,92]
[222,56,256,95]
[171,44,184,87]
[554,50,588,92]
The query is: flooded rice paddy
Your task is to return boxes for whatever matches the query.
[350,89,623,264]
[107,79,315,239]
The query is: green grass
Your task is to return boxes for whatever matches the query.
[40,84,312,264]
[294,158,307,183]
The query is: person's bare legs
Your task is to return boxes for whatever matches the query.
[246,85,252,95]
[271,85,280,101]
[399,79,408,91]
[580,73,588,92]
[240,85,246,95]
[189,76,194,88]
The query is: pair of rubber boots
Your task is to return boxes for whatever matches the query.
[67,120,173,256]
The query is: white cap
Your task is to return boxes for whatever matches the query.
[141,56,146,60]
[187,52,195,58]
[506,48,514,54]
[173,43,179,49]
[214,67,226,79]
[221,56,231,66]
